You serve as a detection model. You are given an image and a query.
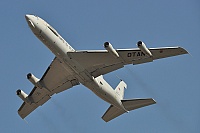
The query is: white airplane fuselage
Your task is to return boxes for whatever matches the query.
[25,15,126,111]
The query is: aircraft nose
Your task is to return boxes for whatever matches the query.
[25,14,35,28]
[25,14,32,21]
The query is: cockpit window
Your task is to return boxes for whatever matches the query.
[32,15,39,20]
[48,26,58,36]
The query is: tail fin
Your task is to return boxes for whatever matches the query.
[115,80,127,100]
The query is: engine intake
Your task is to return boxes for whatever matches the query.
[16,89,31,103]
[137,41,143,47]
[137,41,153,57]
[104,42,119,58]
[27,73,42,88]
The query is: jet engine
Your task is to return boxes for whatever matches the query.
[104,42,119,58]
[27,73,42,88]
[16,89,31,103]
[137,41,153,57]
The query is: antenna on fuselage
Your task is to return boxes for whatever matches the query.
[23,118,28,124]
[116,75,123,81]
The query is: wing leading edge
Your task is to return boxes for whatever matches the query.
[18,57,79,119]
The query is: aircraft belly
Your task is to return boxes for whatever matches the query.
[83,77,120,107]
[84,82,113,104]
[42,33,68,57]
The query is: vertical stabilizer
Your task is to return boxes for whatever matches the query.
[115,80,127,100]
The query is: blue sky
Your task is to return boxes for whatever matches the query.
[1,0,199,132]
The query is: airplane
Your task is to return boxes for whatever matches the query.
[16,14,188,122]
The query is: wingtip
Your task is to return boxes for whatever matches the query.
[102,117,109,123]
[152,98,157,104]
[178,47,189,55]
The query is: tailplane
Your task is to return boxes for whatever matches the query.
[121,98,156,111]
[102,98,156,122]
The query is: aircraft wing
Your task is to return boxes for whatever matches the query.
[18,57,79,119]
[68,47,188,77]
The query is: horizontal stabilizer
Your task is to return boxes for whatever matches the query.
[102,98,156,122]
[122,98,156,111]
[102,105,126,122]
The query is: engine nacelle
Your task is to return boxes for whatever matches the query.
[16,89,31,103]
[137,41,153,57]
[104,42,119,58]
[27,73,42,88]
